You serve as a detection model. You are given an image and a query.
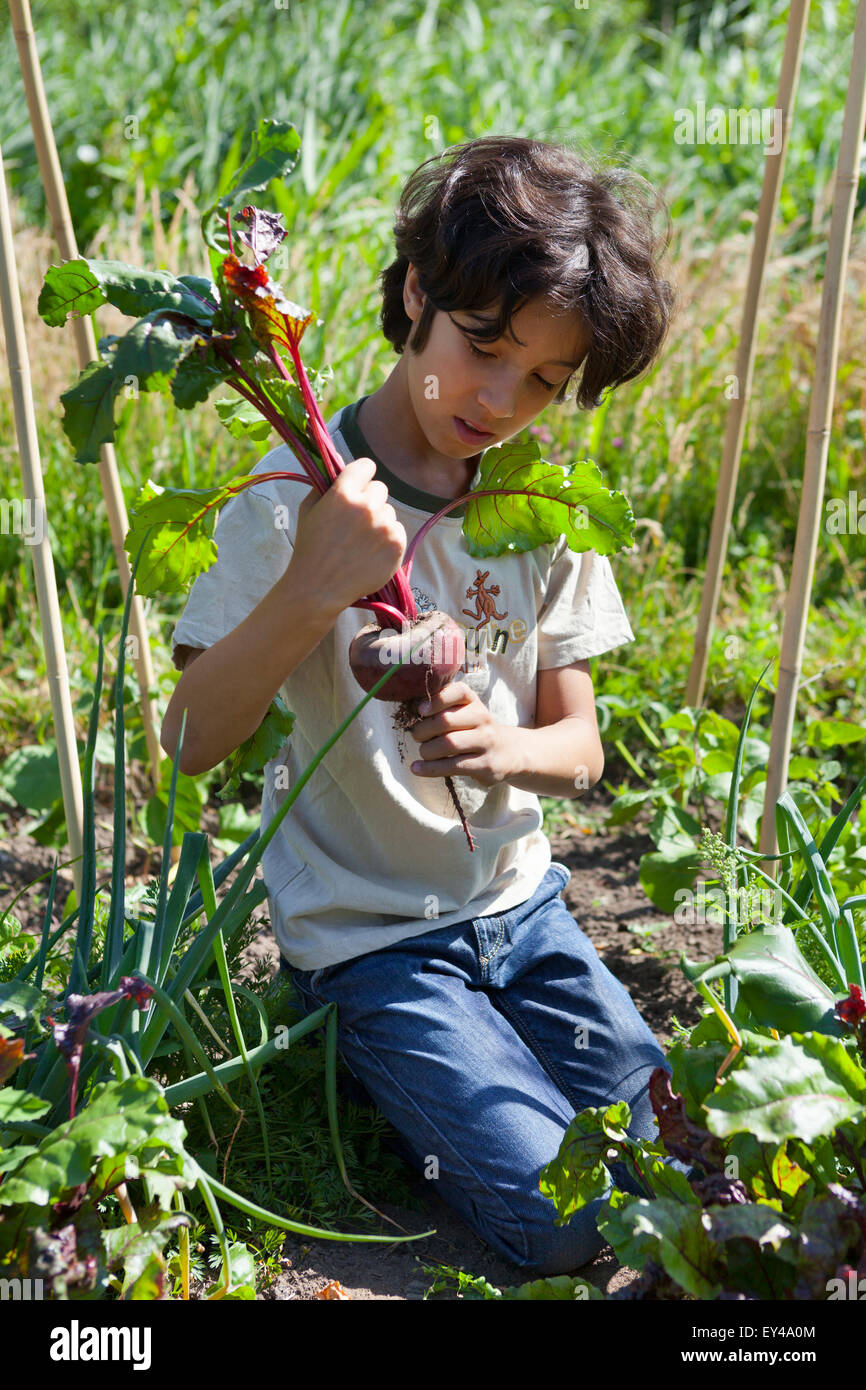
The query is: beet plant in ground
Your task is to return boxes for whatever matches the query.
[36,116,635,851]
[539,675,866,1300]
[540,1015,866,1300]
[540,949,866,1301]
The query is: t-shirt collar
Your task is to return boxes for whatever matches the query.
[338,395,486,517]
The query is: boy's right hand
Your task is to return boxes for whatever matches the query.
[287,458,407,613]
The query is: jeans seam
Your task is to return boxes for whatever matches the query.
[312,1006,536,1267]
[492,991,592,1116]
[320,1016,533,1264]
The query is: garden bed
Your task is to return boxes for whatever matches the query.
[0,777,720,1299]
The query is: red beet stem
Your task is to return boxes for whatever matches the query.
[444,775,477,853]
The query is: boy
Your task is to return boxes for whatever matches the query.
[163,134,675,1275]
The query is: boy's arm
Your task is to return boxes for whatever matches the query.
[162,458,407,778]
[408,660,605,799]
[161,569,344,777]
[505,659,605,797]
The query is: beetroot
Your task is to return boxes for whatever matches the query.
[348,611,465,703]
[349,610,476,852]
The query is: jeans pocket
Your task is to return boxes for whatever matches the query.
[308,967,331,996]
[288,963,333,1012]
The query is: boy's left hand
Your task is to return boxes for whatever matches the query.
[408,681,515,788]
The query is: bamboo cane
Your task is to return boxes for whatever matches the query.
[759,0,866,864]
[0,142,83,905]
[685,0,811,709]
[10,0,163,793]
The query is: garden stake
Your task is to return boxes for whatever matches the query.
[761,0,866,861]
[686,0,810,708]
[10,0,163,792]
[0,136,84,906]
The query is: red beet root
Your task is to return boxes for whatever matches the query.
[349,610,477,853]
[348,611,465,703]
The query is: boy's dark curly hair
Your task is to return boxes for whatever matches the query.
[378,134,675,409]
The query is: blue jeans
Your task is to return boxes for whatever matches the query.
[283,861,671,1275]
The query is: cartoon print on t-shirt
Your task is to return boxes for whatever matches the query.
[462,569,508,626]
[410,584,438,616]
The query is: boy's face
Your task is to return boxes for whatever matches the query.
[402,262,591,459]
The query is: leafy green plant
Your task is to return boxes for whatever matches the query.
[540,1029,866,1300]
[535,674,866,1300]
[598,681,866,919]
[0,547,433,1300]
[0,1073,194,1299]
[0,913,38,984]
[420,1259,603,1301]
[678,667,865,1025]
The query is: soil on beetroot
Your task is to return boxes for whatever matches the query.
[0,773,722,1300]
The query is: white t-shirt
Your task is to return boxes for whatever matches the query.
[170,396,635,969]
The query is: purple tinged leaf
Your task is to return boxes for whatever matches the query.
[27,1219,101,1298]
[234,206,288,266]
[648,1067,727,1172]
[826,1182,866,1241]
[791,1192,864,1298]
[119,976,155,1011]
[689,1171,750,1206]
[49,977,154,1117]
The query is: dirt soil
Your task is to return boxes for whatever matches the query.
[0,772,722,1300]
